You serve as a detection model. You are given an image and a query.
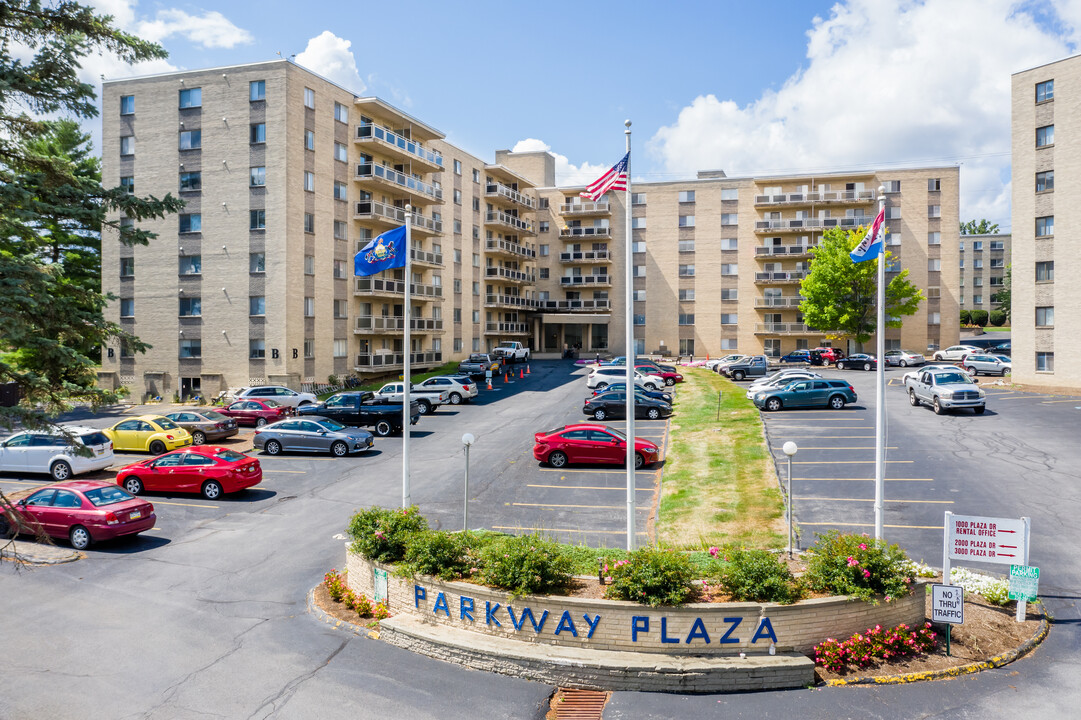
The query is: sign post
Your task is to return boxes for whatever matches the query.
[931,584,964,656]
[943,511,1032,622]
[1009,564,1040,621]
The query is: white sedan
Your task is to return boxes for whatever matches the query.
[587,367,664,391]
[932,345,981,362]
[415,375,479,404]
[746,371,821,399]
[234,385,318,409]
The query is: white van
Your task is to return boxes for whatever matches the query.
[0,425,114,480]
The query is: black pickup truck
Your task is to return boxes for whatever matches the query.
[296,391,420,436]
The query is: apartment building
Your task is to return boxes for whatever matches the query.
[1012,55,1079,387]
[959,233,1011,315]
[98,60,959,398]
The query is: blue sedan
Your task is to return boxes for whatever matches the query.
[752,379,857,411]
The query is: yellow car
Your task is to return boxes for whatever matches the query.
[103,415,193,454]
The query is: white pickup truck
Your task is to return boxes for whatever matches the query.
[373,383,450,415]
[904,368,986,415]
[492,341,530,363]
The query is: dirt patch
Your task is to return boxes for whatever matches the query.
[312,580,382,629]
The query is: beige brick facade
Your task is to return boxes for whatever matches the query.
[958,233,1011,317]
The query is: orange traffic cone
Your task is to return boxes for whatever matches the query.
[526,364,531,375]
[487,376,493,390]
[519,367,524,379]
[503,372,509,383]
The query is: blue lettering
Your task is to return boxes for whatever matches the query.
[460,596,475,622]
[685,617,711,644]
[660,617,680,643]
[413,585,426,609]
[485,601,502,627]
[433,592,450,618]
[506,606,548,633]
[751,617,778,644]
[582,613,601,639]
[720,617,742,644]
[554,611,578,637]
[632,616,650,642]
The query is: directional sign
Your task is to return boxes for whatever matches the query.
[1008,565,1040,602]
[931,584,965,624]
[947,514,1026,565]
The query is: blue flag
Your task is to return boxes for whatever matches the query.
[354,225,407,277]
[849,208,885,263]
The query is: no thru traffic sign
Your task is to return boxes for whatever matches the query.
[931,584,964,624]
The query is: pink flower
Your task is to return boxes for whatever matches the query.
[859,543,868,550]
[709,546,720,557]
[863,569,871,579]
[847,556,859,567]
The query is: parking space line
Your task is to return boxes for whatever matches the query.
[793,497,953,504]
[1040,399,1081,404]
[152,500,218,509]
[793,460,914,465]
[774,435,875,439]
[793,477,934,482]
[773,446,897,450]
[764,426,871,430]
[800,522,944,530]
[491,525,649,536]
[260,469,307,473]
[0,479,42,486]
[527,484,654,491]
[512,502,652,510]
[994,395,1055,401]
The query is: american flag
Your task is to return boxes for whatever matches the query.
[579,153,629,201]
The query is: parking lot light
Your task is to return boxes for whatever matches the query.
[462,433,475,531]
[782,441,798,558]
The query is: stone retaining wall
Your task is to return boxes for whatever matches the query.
[346,550,926,655]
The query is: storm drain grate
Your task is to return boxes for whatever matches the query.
[550,688,610,720]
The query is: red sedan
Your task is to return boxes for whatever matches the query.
[218,398,290,427]
[634,364,684,386]
[0,480,155,550]
[533,423,664,469]
[115,446,262,500]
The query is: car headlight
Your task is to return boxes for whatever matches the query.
[940,391,954,398]
[755,393,765,399]
[977,389,986,398]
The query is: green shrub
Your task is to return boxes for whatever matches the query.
[713,547,803,604]
[328,374,340,387]
[960,309,971,325]
[403,530,474,580]
[970,309,989,326]
[479,533,573,596]
[804,531,916,602]
[348,505,428,563]
[989,310,1007,327]
[605,546,696,607]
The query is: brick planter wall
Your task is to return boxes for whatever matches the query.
[346,550,927,655]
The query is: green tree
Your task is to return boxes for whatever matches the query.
[0,1,183,428]
[799,227,923,345]
[960,219,1000,235]
[991,265,1011,321]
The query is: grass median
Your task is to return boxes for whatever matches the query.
[656,368,785,550]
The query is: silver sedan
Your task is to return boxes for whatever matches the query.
[962,354,1012,377]
[252,416,374,457]
[884,349,926,367]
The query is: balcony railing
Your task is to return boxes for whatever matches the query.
[753,190,876,206]
[559,250,611,263]
[485,238,536,259]
[485,294,537,309]
[560,200,610,215]
[754,297,804,308]
[536,299,611,312]
[355,123,443,168]
[485,266,536,283]
[560,226,611,238]
[754,271,809,283]
[754,244,816,257]
[559,274,610,286]
[354,200,443,233]
[355,163,443,202]
[485,210,535,234]
[484,322,530,334]
[754,323,813,334]
[354,316,444,332]
[755,216,868,232]
[354,351,442,370]
[485,182,535,209]
[354,276,443,298]
[410,248,443,266]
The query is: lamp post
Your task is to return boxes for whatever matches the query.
[782,441,798,558]
[462,433,475,531]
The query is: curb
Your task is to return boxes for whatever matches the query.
[305,586,380,640]
[825,603,1050,686]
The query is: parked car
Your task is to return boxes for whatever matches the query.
[253,416,375,457]
[933,345,981,361]
[902,363,965,386]
[591,383,672,404]
[884,350,926,367]
[415,375,478,405]
[992,341,1011,357]
[905,368,986,415]
[163,409,239,445]
[582,391,673,421]
[747,371,822,399]
[103,415,193,454]
[457,353,503,377]
[634,364,683,386]
[959,337,1010,352]
[0,425,113,480]
[752,379,858,411]
[706,354,745,371]
[373,382,449,415]
[812,347,839,365]
[836,354,878,371]
[296,392,420,436]
[724,355,771,381]
[0,480,155,550]
[233,385,317,409]
[218,399,291,427]
[963,354,1012,377]
[533,423,664,469]
[115,446,262,499]
[492,341,530,363]
[779,350,812,364]
[750,369,822,389]
[587,367,664,391]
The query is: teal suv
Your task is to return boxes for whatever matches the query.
[752,378,857,412]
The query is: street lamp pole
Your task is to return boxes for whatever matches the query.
[782,441,798,558]
[462,433,475,531]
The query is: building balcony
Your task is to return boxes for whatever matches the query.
[559,250,611,263]
[754,323,813,335]
[485,266,536,284]
[560,200,610,216]
[485,238,536,259]
[560,226,611,239]
[485,210,536,236]
[353,316,444,334]
[754,297,804,308]
[560,274,611,287]
[485,182,535,210]
[354,351,442,373]
[484,322,530,335]
[354,163,443,204]
[354,123,443,172]
[354,200,442,235]
[753,190,876,207]
[754,244,816,258]
[754,271,808,284]
[354,276,444,299]
[536,299,611,312]
[485,293,537,310]
[754,216,868,233]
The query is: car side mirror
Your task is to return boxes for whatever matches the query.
[18,499,27,506]
[971,378,979,384]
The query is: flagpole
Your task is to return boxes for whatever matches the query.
[403,205,413,509]
[623,120,635,552]
[874,187,886,540]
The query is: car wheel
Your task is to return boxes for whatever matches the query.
[192,431,207,445]
[449,392,462,405]
[549,451,568,468]
[647,408,661,420]
[69,525,91,550]
[0,516,12,539]
[909,389,920,406]
[634,453,645,470]
[594,408,608,421]
[1003,368,1011,377]
[50,460,72,481]
[123,477,143,495]
[374,421,393,437]
[934,353,944,361]
[863,362,872,371]
[255,417,268,427]
[201,480,223,500]
[148,440,166,455]
[974,406,986,415]
[331,441,349,457]
[665,377,675,386]
[899,360,908,367]
[299,401,312,407]
[837,362,846,370]
[417,401,431,415]
[732,370,745,381]
[829,395,846,410]
[265,440,282,456]
[596,382,608,390]
[933,397,945,415]
[765,398,782,412]
[965,366,977,376]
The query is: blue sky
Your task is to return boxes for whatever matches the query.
[84,0,1081,230]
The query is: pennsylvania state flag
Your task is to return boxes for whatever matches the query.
[354,225,407,277]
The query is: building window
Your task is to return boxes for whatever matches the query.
[928,312,941,325]
[120,95,134,114]
[453,278,461,293]
[1036,306,1054,327]
[631,217,646,229]
[453,159,462,175]
[180,339,202,358]
[990,259,1005,269]
[974,260,984,271]
[678,215,695,227]
[1036,352,1054,372]
[304,87,315,108]
[1036,80,1054,102]
[334,102,348,123]
[631,193,646,205]
[1036,125,1054,147]
[678,264,695,277]
[304,172,315,192]
[721,188,738,201]
[249,340,266,359]
[304,339,315,359]
[928,231,941,245]
[472,197,480,212]
[304,213,315,234]
[721,238,738,250]
[928,205,941,218]
[453,220,462,234]
[679,289,695,301]
[678,240,695,252]
[886,207,901,219]
[538,268,549,279]
[1036,261,1054,282]
[633,265,646,277]
[973,241,984,251]
[179,130,201,150]
[679,339,694,356]
[242,123,264,146]
[333,259,346,278]
[334,142,347,163]
[334,181,347,200]
[633,314,645,326]
[472,253,480,267]
[305,130,314,151]
[973,294,983,305]
[721,338,738,350]
[179,214,201,233]
[678,190,695,203]
[721,288,738,300]
[178,88,201,108]
[179,171,201,191]
[678,313,694,325]
[721,213,738,225]
[304,297,315,317]
[1036,216,1054,237]
[179,255,201,275]
[927,286,940,298]
[721,264,738,276]
[538,244,549,257]
[539,221,549,233]
[250,252,265,273]
[333,220,347,240]
[120,176,134,194]
[633,290,646,301]
[928,258,941,272]
[249,296,266,316]
[249,209,266,230]
[333,299,346,318]
[928,178,941,191]
[120,257,135,277]
[179,297,201,317]
[472,310,480,324]
[119,298,134,317]
[1036,170,1054,192]
[120,136,134,155]
[249,80,265,101]
[304,255,315,275]
[884,180,901,193]
[632,241,646,253]
[333,339,347,358]
[453,189,462,205]
[250,166,266,187]
[720,313,738,324]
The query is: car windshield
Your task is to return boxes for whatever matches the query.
[261,399,283,408]
[84,486,134,507]
[605,427,627,441]
[78,431,110,446]
[203,410,228,421]
[213,449,247,462]
[468,354,486,361]
[994,355,1010,362]
[317,419,346,432]
[155,417,180,430]
[934,372,970,385]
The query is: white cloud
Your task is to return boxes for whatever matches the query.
[135,9,253,49]
[647,0,1077,230]
[511,138,610,187]
[295,31,366,95]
